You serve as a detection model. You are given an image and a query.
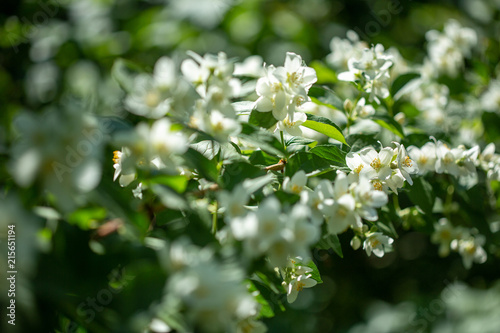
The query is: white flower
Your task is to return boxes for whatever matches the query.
[132,182,143,199]
[364,74,390,103]
[286,273,317,303]
[154,56,177,88]
[431,218,456,257]
[480,79,500,113]
[346,151,368,180]
[117,118,188,169]
[408,142,437,175]
[435,140,462,177]
[276,112,307,137]
[234,55,265,77]
[236,318,268,333]
[358,146,394,180]
[252,197,287,255]
[273,52,317,94]
[112,148,136,187]
[425,20,477,78]
[193,109,241,142]
[353,97,375,118]
[283,170,307,194]
[452,236,487,269]
[327,30,367,71]
[393,142,418,185]
[254,65,288,120]
[148,118,189,163]
[287,204,320,258]
[363,232,394,257]
[181,52,213,85]
[219,185,250,220]
[300,179,333,224]
[322,194,360,235]
[338,44,393,82]
[353,177,388,221]
[10,110,102,210]
[125,74,172,118]
[167,258,257,332]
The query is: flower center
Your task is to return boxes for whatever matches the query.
[403,156,413,168]
[370,157,382,171]
[370,238,381,248]
[291,184,302,193]
[296,281,306,292]
[372,180,383,191]
[144,91,161,108]
[464,242,476,255]
[287,72,302,86]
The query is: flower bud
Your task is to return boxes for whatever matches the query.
[343,99,354,113]
[350,236,361,250]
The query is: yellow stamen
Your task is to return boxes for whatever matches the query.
[370,157,382,171]
[403,156,413,168]
[112,151,121,164]
[354,164,364,174]
[296,281,306,292]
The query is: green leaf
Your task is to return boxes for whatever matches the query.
[310,60,337,84]
[346,134,380,153]
[304,260,323,284]
[220,161,266,191]
[183,148,219,182]
[151,185,187,210]
[406,177,435,215]
[317,234,343,258]
[242,174,276,194]
[309,86,344,111]
[373,114,405,138]
[248,110,278,129]
[239,123,285,157]
[302,113,348,145]
[248,280,275,318]
[310,144,347,167]
[111,58,143,92]
[286,137,316,147]
[285,151,333,177]
[145,175,188,193]
[390,73,420,99]
[67,207,107,230]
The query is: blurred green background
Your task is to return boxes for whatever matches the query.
[2,0,500,332]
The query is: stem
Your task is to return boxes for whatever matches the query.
[392,193,400,213]
[280,130,286,153]
[212,200,218,234]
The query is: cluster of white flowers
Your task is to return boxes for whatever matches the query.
[183,51,243,141]
[113,118,189,194]
[338,44,393,104]
[425,20,477,78]
[406,139,500,186]
[283,170,395,259]
[408,82,450,129]
[229,196,319,267]
[479,143,500,181]
[161,239,264,332]
[9,109,103,210]
[326,31,367,72]
[346,143,419,194]
[125,56,193,120]
[254,52,317,135]
[480,79,500,113]
[280,257,318,303]
[431,218,487,269]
